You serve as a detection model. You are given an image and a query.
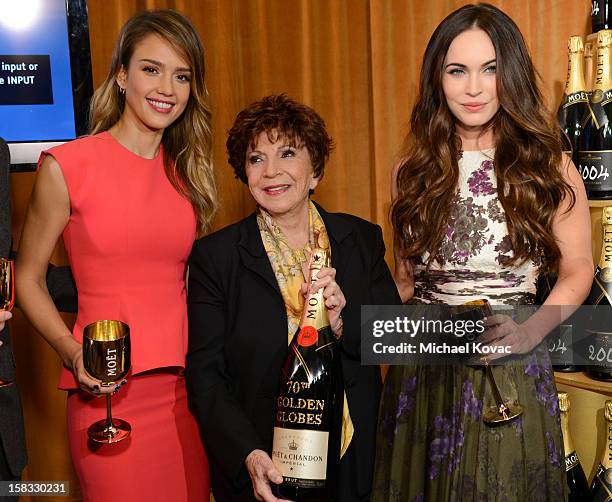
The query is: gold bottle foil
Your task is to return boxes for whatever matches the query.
[558,391,579,471]
[599,207,612,277]
[594,30,612,92]
[558,391,570,412]
[585,37,595,91]
[606,400,612,422]
[565,36,587,97]
[300,248,331,332]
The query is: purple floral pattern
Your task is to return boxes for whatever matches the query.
[374,351,566,501]
[546,431,562,468]
[372,150,565,501]
[427,379,482,480]
[413,151,538,304]
[396,376,417,423]
[525,354,559,418]
[380,375,418,447]
[467,159,495,196]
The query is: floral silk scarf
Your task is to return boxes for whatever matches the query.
[257,201,353,458]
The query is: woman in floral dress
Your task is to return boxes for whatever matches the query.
[372,4,592,501]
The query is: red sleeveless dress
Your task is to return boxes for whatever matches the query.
[40,132,209,501]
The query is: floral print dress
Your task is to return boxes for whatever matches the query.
[371,150,566,501]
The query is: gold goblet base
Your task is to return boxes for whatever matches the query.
[88,418,131,444]
[483,402,524,425]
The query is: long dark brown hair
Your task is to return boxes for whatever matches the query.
[392,3,574,272]
[89,9,217,235]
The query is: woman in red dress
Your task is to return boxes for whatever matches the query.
[16,10,215,501]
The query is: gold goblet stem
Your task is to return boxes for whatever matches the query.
[88,392,130,444]
[104,395,116,437]
[485,360,506,410]
[483,359,523,424]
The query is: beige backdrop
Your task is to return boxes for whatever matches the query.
[9,1,591,500]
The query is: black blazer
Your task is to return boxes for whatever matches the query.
[186,204,401,501]
[0,150,26,480]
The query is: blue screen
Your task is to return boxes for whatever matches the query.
[0,0,76,142]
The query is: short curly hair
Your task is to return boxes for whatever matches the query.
[226,94,334,184]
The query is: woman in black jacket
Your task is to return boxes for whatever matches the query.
[186,94,401,501]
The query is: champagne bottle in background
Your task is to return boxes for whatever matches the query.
[551,324,582,372]
[558,392,589,501]
[272,248,342,501]
[551,37,588,371]
[587,206,612,306]
[585,206,612,381]
[558,36,589,168]
[590,400,612,500]
[578,30,612,199]
[534,273,580,372]
[593,0,612,33]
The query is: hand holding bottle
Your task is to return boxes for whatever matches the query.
[245,449,291,502]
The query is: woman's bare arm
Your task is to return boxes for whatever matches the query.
[16,156,106,393]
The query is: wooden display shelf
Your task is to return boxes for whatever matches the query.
[554,371,612,395]
[588,200,612,208]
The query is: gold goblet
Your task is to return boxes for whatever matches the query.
[454,299,523,425]
[0,258,15,388]
[83,320,131,444]
[0,258,14,312]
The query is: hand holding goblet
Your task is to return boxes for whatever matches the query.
[452,299,523,425]
[83,320,131,444]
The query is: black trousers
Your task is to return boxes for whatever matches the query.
[0,439,19,501]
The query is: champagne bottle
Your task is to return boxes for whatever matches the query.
[543,41,585,367]
[272,248,342,501]
[586,206,612,381]
[578,30,612,199]
[590,400,612,500]
[558,392,589,501]
[587,206,612,306]
[548,35,596,372]
[534,273,580,372]
[593,0,612,33]
[558,36,589,168]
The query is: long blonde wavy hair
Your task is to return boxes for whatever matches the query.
[89,9,217,234]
